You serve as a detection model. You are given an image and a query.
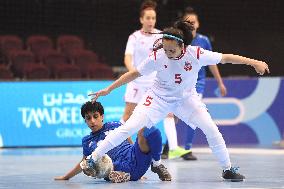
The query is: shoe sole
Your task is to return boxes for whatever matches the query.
[181,155,197,161]
[180,152,198,161]
[169,154,196,160]
[161,155,169,159]
[108,171,130,183]
[169,151,192,160]
[222,178,245,182]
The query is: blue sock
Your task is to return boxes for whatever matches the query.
[184,126,195,150]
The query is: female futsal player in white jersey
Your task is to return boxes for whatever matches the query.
[122,0,188,158]
[89,20,269,182]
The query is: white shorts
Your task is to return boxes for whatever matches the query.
[133,89,207,129]
[124,82,150,104]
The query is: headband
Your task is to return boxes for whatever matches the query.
[163,34,184,43]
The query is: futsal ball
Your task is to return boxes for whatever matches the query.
[94,154,114,179]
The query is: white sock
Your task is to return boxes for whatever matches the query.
[207,134,231,170]
[163,117,178,150]
[190,108,231,170]
[151,159,161,167]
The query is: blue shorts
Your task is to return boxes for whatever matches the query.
[113,141,152,181]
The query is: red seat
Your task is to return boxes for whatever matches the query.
[42,50,81,79]
[71,50,114,79]
[9,50,49,79]
[26,35,53,62]
[90,64,115,79]
[0,35,23,61]
[57,35,84,57]
[0,64,13,79]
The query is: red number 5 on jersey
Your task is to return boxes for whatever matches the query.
[175,74,182,84]
[143,96,153,106]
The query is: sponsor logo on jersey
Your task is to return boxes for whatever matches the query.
[89,141,93,147]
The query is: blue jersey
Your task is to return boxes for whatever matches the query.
[82,121,159,181]
[82,121,134,170]
[191,33,212,94]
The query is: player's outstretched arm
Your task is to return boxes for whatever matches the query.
[220,54,270,75]
[89,70,141,102]
[208,65,227,96]
[54,157,85,180]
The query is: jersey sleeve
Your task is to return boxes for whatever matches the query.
[125,34,136,55]
[82,136,98,156]
[195,46,222,66]
[105,121,121,128]
[82,138,92,156]
[136,51,159,76]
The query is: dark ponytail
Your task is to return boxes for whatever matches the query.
[162,20,194,46]
[149,19,194,51]
[173,20,194,46]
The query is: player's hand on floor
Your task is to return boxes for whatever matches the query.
[54,176,69,180]
[140,176,147,180]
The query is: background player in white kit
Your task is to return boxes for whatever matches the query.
[89,20,269,182]
[122,0,189,158]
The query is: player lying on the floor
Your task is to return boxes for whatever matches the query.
[54,101,171,183]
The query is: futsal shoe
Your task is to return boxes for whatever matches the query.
[181,151,197,160]
[222,167,245,182]
[168,146,191,159]
[108,171,131,183]
[151,163,172,181]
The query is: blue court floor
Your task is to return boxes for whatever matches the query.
[0,147,283,189]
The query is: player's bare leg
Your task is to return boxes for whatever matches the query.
[121,102,137,123]
[137,128,150,153]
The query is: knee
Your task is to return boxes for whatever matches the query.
[190,108,220,137]
[138,128,145,137]
[138,136,150,153]
[207,131,223,141]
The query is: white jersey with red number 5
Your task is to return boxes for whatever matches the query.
[137,45,222,103]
